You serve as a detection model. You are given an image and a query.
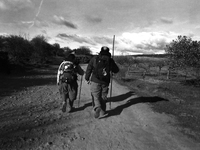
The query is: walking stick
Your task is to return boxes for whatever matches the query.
[109,35,115,109]
[78,75,83,107]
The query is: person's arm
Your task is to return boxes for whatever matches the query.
[110,58,119,74]
[76,65,85,76]
[85,57,95,81]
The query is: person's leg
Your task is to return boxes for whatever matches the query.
[68,100,74,112]
[91,93,95,108]
[90,82,101,110]
[68,81,78,112]
[90,82,103,118]
[61,94,68,112]
[101,84,109,112]
[59,82,69,112]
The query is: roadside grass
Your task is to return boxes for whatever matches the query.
[114,57,200,142]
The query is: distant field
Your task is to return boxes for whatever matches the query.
[115,55,197,82]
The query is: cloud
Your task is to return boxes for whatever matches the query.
[21,19,48,28]
[55,32,176,55]
[85,15,102,24]
[2,0,33,11]
[0,1,7,10]
[116,31,178,54]
[53,15,77,29]
[50,32,178,55]
[57,33,95,45]
[21,21,34,27]
[51,32,179,55]
[34,20,49,28]
[195,25,200,30]
[116,48,157,55]
[41,30,47,34]
[0,32,9,36]
[92,36,113,45]
[160,17,173,24]
[135,38,167,50]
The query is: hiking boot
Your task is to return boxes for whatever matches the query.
[68,107,75,113]
[68,100,74,113]
[94,107,101,118]
[61,103,67,113]
[98,109,108,119]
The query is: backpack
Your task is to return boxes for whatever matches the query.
[93,55,111,82]
[59,61,77,83]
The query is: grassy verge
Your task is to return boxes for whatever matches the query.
[114,68,200,142]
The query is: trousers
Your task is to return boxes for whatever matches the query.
[59,81,78,108]
[90,82,109,111]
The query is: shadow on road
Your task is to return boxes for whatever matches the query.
[0,65,57,99]
[108,91,135,103]
[0,101,65,149]
[75,102,92,112]
[105,96,168,118]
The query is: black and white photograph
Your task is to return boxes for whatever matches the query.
[0,0,200,149]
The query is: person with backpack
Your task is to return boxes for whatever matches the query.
[85,46,119,119]
[57,53,84,113]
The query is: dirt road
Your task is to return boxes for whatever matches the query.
[0,64,199,150]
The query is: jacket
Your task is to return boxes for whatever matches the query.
[85,56,119,85]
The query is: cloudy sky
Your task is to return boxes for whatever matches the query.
[1,0,200,55]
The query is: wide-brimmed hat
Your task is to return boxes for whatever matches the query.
[100,46,111,57]
[100,46,109,52]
